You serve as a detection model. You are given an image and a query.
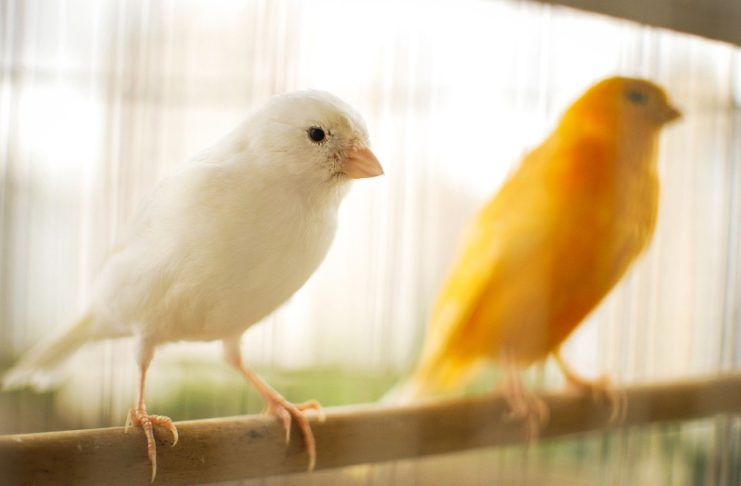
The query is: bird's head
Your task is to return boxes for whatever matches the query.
[245,90,383,190]
[561,76,681,138]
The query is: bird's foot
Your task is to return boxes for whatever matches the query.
[125,406,179,482]
[566,375,626,423]
[264,396,322,471]
[501,377,549,442]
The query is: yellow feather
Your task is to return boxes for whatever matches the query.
[408,77,680,397]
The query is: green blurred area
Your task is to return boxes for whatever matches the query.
[0,361,397,434]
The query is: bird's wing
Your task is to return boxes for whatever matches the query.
[89,161,241,330]
[414,158,555,378]
[413,135,613,390]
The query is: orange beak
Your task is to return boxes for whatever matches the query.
[342,146,383,179]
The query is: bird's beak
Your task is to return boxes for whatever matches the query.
[343,146,383,179]
[662,104,682,123]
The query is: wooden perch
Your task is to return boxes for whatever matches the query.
[1,373,741,485]
[526,0,741,46]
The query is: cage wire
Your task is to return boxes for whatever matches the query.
[0,0,739,485]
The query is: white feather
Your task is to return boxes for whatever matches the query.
[3,90,377,389]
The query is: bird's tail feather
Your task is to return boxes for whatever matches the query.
[379,376,428,405]
[2,312,95,391]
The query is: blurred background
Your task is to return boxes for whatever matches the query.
[0,0,739,484]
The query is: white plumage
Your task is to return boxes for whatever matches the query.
[2,89,383,479]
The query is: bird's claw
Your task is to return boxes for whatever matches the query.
[502,388,550,442]
[125,407,179,482]
[500,374,549,442]
[296,399,326,422]
[265,397,319,471]
[569,375,626,423]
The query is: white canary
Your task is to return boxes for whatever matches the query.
[2,90,383,480]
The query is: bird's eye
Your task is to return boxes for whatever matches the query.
[626,89,648,105]
[307,127,326,143]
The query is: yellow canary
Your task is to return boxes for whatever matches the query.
[392,77,680,426]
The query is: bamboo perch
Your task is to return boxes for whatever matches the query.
[1,373,740,485]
